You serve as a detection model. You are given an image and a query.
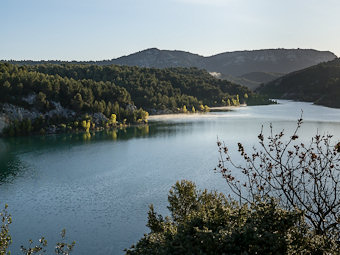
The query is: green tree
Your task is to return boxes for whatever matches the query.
[109,114,117,125]
[35,92,49,111]
[125,180,331,255]
[71,93,84,112]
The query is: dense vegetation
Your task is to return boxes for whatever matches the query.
[126,181,338,255]
[25,64,268,108]
[258,58,340,108]
[0,63,271,136]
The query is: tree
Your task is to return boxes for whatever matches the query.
[216,118,340,241]
[140,110,149,122]
[1,81,11,98]
[71,93,84,112]
[244,93,248,104]
[125,180,333,255]
[0,204,75,255]
[20,229,75,255]
[35,92,49,111]
[0,204,12,254]
[109,114,117,125]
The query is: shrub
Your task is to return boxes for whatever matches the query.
[125,180,332,255]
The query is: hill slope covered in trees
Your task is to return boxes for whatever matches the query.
[0,63,270,136]
[257,58,340,108]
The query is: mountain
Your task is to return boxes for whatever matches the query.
[224,72,284,91]
[203,49,336,76]
[110,48,336,89]
[3,48,336,90]
[110,48,204,68]
[239,72,283,84]
[257,58,340,108]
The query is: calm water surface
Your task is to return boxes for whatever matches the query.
[1,100,340,255]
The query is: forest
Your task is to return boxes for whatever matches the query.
[258,58,340,108]
[0,63,272,136]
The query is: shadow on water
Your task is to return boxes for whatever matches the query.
[0,140,29,184]
[0,122,193,184]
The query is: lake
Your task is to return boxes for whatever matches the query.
[1,100,340,255]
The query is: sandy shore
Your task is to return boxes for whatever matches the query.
[148,104,247,121]
[209,104,247,111]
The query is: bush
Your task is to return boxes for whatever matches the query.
[125,180,336,255]
[216,118,340,241]
[0,204,75,255]
[127,119,340,254]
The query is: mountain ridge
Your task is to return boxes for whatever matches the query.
[3,48,337,89]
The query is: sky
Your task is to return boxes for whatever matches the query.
[1,0,340,60]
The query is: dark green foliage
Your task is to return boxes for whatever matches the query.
[0,62,272,113]
[258,58,340,108]
[0,63,272,136]
[0,63,132,116]
[126,181,336,255]
[23,64,270,109]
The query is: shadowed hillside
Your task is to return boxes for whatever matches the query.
[257,58,340,108]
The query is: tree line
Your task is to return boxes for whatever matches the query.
[0,63,272,136]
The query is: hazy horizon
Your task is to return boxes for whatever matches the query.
[1,47,338,62]
[2,0,340,61]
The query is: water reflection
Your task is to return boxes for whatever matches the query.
[0,123,195,184]
[0,140,30,184]
[1,101,339,255]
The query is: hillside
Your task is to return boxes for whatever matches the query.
[239,72,283,84]
[4,48,336,90]
[203,49,335,76]
[257,58,340,108]
[0,63,271,136]
[223,72,284,91]
[111,48,204,68]
[111,48,336,89]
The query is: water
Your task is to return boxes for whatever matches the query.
[0,100,340,255]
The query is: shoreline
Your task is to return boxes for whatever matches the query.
[148,104,246,121]
[209,104,247,111]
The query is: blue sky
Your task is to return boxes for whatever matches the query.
[1,0,340,60]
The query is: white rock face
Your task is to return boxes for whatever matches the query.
[45,102,75,119]
[0,102,76,134]
[92,112,109,125]
[2,104,40,121]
